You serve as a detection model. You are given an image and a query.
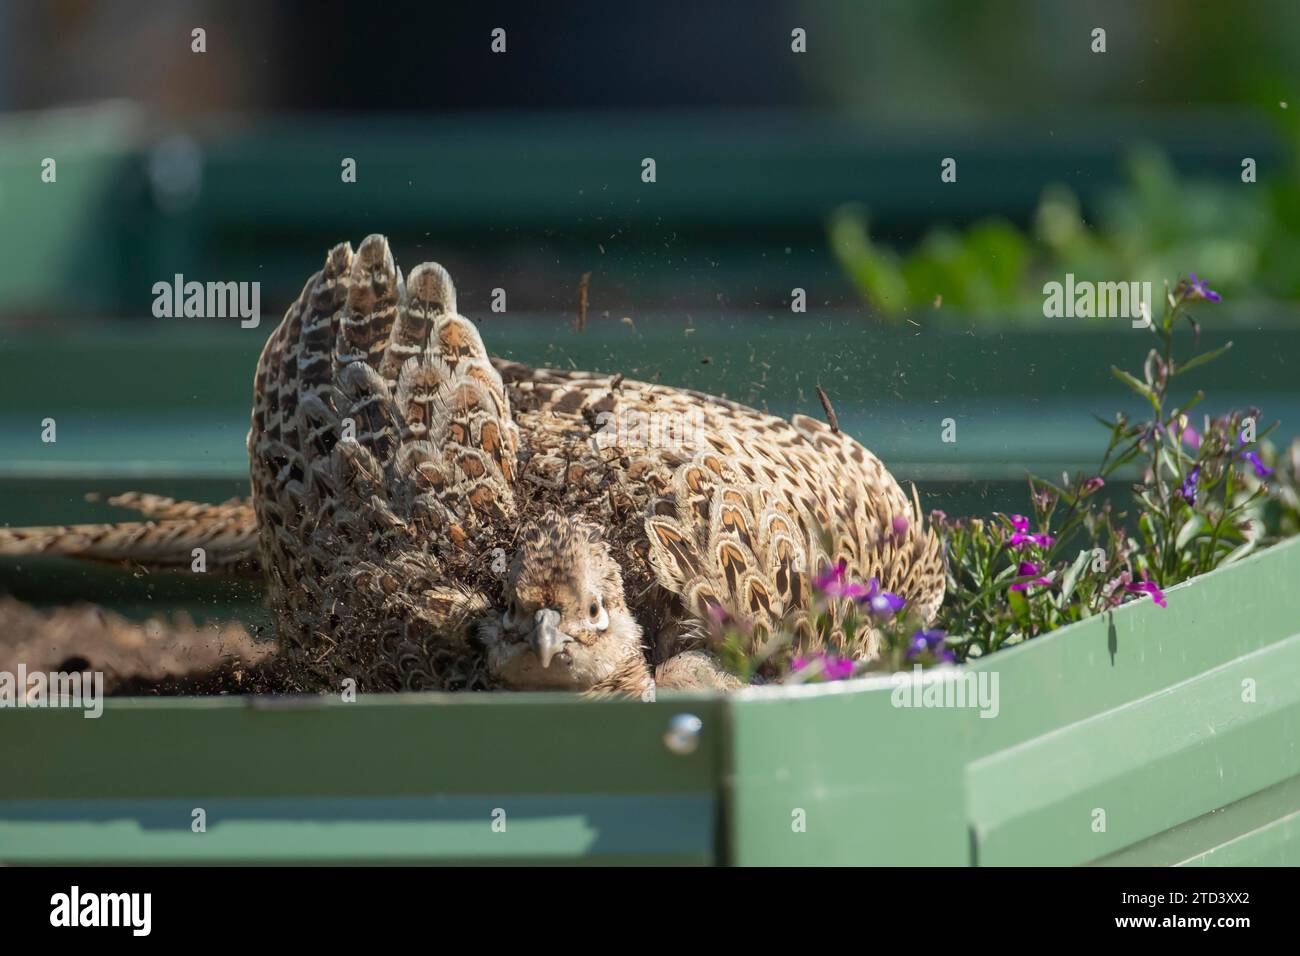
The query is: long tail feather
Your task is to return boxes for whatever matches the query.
[0,496,259,571]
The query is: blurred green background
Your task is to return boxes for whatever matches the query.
[1,0,1298,531]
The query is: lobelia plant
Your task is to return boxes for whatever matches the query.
[713,272,1300,682]
[920,272,1299,664]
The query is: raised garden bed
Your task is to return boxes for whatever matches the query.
[3,287,1298,865]
[2,535,1297,865]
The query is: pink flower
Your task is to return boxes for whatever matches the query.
[1008,515,1054,549]
[790,651,854,681]
[824,656,855,680]
[706,603,729,629]
[1126,574,1167,608]
[812,559,872,601]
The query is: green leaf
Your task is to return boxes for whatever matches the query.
[1222,539,1257,565]
[1110,366,1159,411]
[1176,391,1206,416]
[829,206,910,318]
[1059,548,1091,606]
[1008,589,1029,623]
[1177,341,1234,376]
[1175,514,1204,550]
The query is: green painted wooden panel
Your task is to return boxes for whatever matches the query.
[724,681,972,865]
[968,636,1300,865]
[0,795,714,865]
[1092,774,1300,867]
[724,537,1300,865]
[0,694,724,865]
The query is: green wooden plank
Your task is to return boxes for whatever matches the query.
[1090,774,1300,867]
[1178,811,1300,866]
[968,635,1300,865]
[0,794,714,865]
[0,693,725,863]
[724,682,972,866]
[0,693,723,801]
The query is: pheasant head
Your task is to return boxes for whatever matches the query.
[479,510,651,695]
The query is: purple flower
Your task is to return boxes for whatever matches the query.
[1126,575,1167,608]
[1081,476,1105,495]
[907,628,950,662]
[1240,450,1274,479]
[1010,561,1052,592]
[891,515,910,537]
[813,559,872,601]
[860,577,906,616]
[1178,465,1199,506]
[1183,272,1222,303]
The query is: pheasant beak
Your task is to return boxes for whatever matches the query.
[531,608,572,669]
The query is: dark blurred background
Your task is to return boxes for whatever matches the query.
[3,0,1299,318]
[1,0,1298,511]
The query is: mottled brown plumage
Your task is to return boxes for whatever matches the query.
[0,492,257,570]
[494,359,946,666]
[1,236,944,694]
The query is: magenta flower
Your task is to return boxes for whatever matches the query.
[813,559,872,601]
[1240,450,1274,479]
[790,651,855,681]
[1081,476,1105,495]
[860,577,906,616]
[705,602,730,631]
[824,656,855,680]
[891,515,910,537]
[1010,561,1052,592]
[1126,575,1167,608]
[1009,514,1054,549]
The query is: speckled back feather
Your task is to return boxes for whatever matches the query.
[493,361,945,661]
[247,235,517,688]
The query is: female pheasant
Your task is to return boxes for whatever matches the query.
[1,235,945,695]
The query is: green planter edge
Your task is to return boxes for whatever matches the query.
[2,536,1298,866]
